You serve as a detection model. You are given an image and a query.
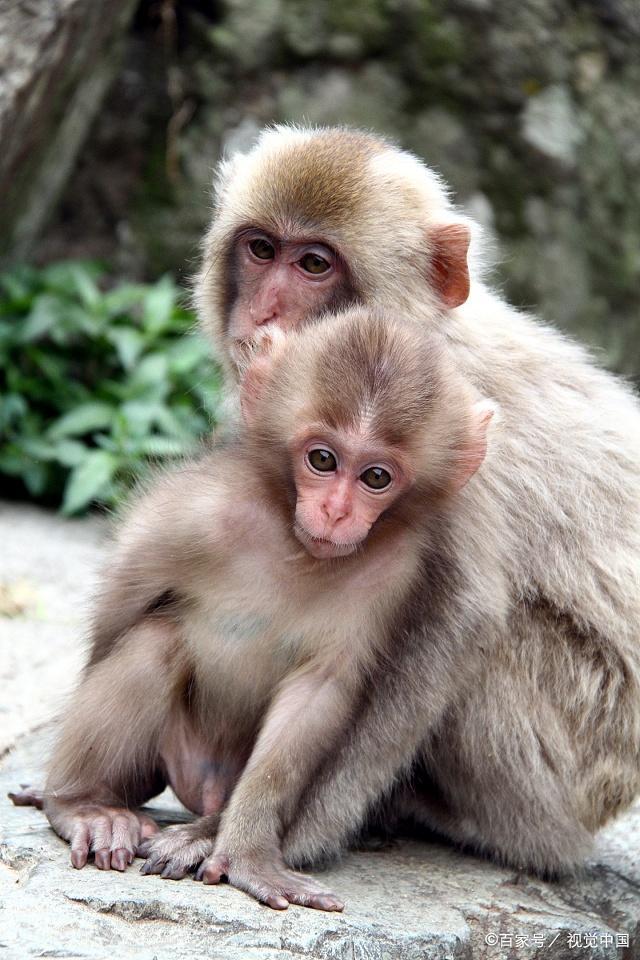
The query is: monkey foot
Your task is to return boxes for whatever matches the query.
[196,851,345,912]
[139,825,216,880]
[49,803,159,871]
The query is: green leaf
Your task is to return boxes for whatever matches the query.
[62,450,118,514]
[52,439,88,467]
[0,393,28,428]
[19,294,65,342]
[120,400,163,436]
[42,260,103,296]
[20,437,57,461]
[142,275,177,335]
[166,335,212,375]
[125,352,170,401]
[102,283,146,317]
[48,402,115,439]
[23,461,49,496]
[108,327,145,371]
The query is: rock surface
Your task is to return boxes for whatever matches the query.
[1,501,639,958]
[32,0,640,381]
[0,0,137,262]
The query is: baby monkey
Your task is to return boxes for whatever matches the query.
[16,307,496,911]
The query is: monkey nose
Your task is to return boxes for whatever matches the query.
[322,502,349,524]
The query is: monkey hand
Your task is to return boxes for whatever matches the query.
[139,820,218,880]
[195,838,345,912]
[45,799,159,871]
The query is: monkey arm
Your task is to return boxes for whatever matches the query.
[193,664,356,909]
[88,456,225,668]
[282,608,496,867]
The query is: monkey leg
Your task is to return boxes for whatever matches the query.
[406,673,592,877]
[408,596,640,877]
[42,619,188,871]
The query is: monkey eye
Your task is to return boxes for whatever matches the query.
[307,448,337,473]
[249,237,275,260]
[360,466,392,490]
[299,252,331,275]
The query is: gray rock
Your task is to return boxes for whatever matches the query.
[521,85,584,167]
[0,0,138,263]
[1,501,639,957]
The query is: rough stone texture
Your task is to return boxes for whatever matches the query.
[1,501,640,957]
[0,0,138,262]
[32,0,640,380]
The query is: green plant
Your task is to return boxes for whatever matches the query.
[0,261,222,514]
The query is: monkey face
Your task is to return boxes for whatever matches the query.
[226,228,354,343]
[291,429,408,560]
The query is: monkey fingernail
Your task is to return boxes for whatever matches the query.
[317,896,344,912]
[71,850,87,869]
[94,850,111,870]
[111,849,129,871]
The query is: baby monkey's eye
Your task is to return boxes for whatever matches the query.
[299,253,330,275]
[307,449,337,472]
[360,467,392,490]
[249,237,275,260]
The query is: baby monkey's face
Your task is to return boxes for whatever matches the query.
[290,427,409,560]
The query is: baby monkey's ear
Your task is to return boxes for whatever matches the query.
[453,398,498,492]
[238,328,287,425]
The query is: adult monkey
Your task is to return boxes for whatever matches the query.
[196,125,640,876]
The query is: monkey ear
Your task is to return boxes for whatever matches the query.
[454,399,497,491]
[430,223,471,309]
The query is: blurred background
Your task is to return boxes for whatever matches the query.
[1,0,639,514]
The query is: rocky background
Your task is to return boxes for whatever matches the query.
[2,0,639,377]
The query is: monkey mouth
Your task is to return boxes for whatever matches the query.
[293,523,356,559]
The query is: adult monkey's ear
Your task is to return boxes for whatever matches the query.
[430,223,471,308]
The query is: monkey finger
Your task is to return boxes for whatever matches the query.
[94,848,112,870]
[90,815,113,869]
[160,862,191,881]
[140,857,165,876]
[111,848,134,872]
[196,854,229,884]
[70,823,91,869]
[136,838,153,859]
[109,814,138,870]
[262,893,290,911]
[139,814,160,839]
[285,889,344,912]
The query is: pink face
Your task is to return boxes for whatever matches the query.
[228,230,350,341]
[292,431,409,560]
